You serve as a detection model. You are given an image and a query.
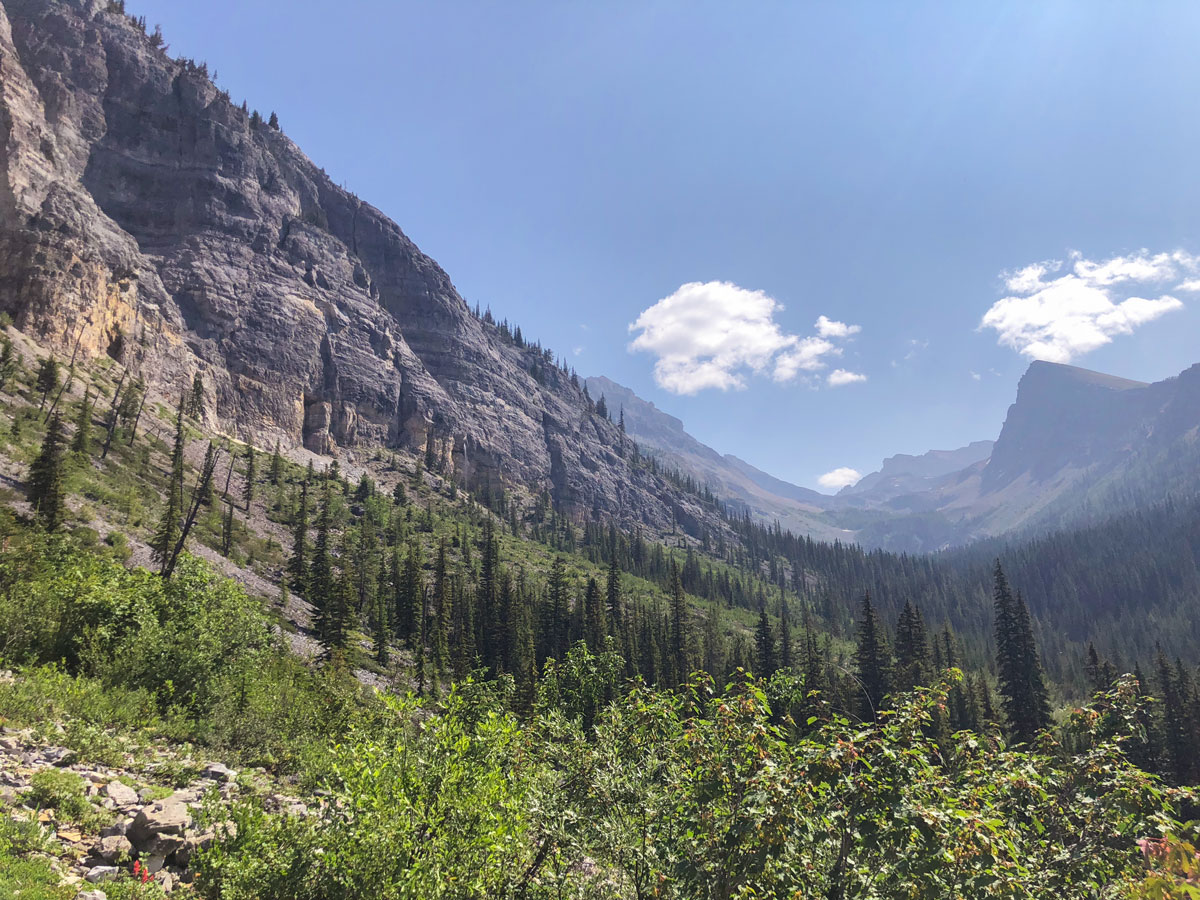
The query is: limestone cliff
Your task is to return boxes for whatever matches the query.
[0,0,710,533]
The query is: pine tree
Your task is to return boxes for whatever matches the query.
[853,592,891,722]
[547,555,570,661]
[0,335,17,393]
[893,598,931,694]
[779,596,793,670]
[755,602,776,676]
[269,440,283,486]
[584,576,605,651]
[668,559,689,685]
[309,481,334,640]
[242,445,256,510]
[71,388,93,457]
[221,496,234,556]
[188,372,204,418]
[605,551,623,634]
[397,541,423,647]
[35,357,58,410]
[431,537,450,675]
[28,414,66,530]
[993,561,1052,743]
[151,399,186,567]
[288,473,310,594]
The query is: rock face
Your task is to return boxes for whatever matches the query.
[0,0,710,533]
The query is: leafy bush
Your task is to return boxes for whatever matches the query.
[23,769,107,830]
[197,675,1191,900]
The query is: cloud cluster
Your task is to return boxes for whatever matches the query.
[629,281,864,395]
[818,467,862,490]
[980,251,1196,363]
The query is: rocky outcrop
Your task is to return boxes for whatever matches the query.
[0,0,716,535]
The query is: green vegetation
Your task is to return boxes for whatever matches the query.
[0,341,1196,895]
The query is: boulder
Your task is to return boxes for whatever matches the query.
[94,834,132,862]
[104,781,139,807]
[128,799,191,856]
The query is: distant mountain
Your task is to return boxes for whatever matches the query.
[851,361,1200,550]
[584,376,847,541]
[840,441,994,503]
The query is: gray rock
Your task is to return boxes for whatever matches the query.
[104,781,139,807]
[202,762,235,782]
[77,892,108,900]
[94,834,132,862]
[85,866,119,883]
[128,799,191,855]
[0,0,723,543]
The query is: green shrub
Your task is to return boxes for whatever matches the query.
[24,769,94,825]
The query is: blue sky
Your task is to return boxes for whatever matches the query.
[131,0,1200,490]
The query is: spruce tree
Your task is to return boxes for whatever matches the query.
[35,357,58,410]
[0,335,17,393]
[755,603,776,677]
[28,414,67,530]
[397,541,423,647]
[853,592,891,722]
[288,473,310,594]
[188,372,204,418]
[893,598,931,694]
[584,576,605,651]
[431,537,450,675]
[151,399,187,567]
[70,388,92,457]
[309,481,334,640]
[779,596,793,670]
[269,440,283,486]
[993,562,1052,743]
[242,445,256,510]
[668,559,690,686]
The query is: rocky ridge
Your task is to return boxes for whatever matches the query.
[0,0,717,538]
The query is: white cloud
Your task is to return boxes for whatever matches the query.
[573,346,584,356]
[980,250,1197,363]
[815,315,861,339]
[628,281,861,394]
[818,467,862,490]
[827,368,867,387]
[969,370,981,381]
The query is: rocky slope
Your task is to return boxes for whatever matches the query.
[851,361,1200,549]
[0,0,715,536]
[584,375,846,541]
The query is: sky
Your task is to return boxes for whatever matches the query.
[129,0,1200,491]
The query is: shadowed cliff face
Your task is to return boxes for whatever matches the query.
[0,0,716,533]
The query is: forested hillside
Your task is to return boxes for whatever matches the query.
[0,319,1197,896]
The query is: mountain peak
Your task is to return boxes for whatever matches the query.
[1020,360,1149,394]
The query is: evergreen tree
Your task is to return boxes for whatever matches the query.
[269,440,283,486]
[28,414,67,530]
[397,541,423,647]
[668,560,689,685]
[151,398,187,567]
[779,597,793,670]
[893,598,931,694]
[242,445,256,510]
[992,561,1052,743]
[70,388,92,457]
[547,555,570,661]
[288,471,310,594]
[35,357,58,410]
[431,538,450,675]
[0,335,17,393]
[309,481,334,640]
[188,372,204,418]
[853,592,891,722]
[605,551,623,633]
[584,576,605,651]
[221,496,234,556]
[755,602,776,677]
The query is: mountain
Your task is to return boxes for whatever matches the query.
[584,375,848,541]
[849,360,1200,550]
[0,0,721,536]
[839,441,994,503]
